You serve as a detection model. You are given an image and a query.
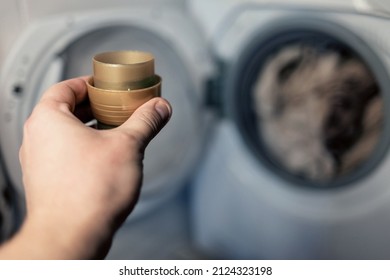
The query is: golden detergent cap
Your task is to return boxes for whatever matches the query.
[87,50,161,127]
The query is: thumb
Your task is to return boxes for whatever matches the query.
[116,97,172,150]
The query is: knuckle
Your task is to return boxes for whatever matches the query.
[107,131,143,162]
[116,130,140,147]
[23,113,37,136]
[23,104,45,133]
[137,109,161,135]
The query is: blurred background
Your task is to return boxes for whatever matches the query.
[1,0,390,259]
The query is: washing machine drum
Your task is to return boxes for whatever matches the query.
[225,22,389,189]
[0,10,210,218]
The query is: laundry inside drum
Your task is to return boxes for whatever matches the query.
[251,40,384,184]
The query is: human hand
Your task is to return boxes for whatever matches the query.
[0,77,171,259]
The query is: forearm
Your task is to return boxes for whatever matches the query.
[0,217,112,259]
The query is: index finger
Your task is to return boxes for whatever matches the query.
[40,76,90,113]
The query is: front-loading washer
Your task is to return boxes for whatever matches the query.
[0,1,214,258]
[189,0,390,259]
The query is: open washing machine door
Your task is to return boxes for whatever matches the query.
[0,158,13,242]
[0,5,214,222]
[190,0,390,259]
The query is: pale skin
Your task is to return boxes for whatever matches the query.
[0,77,172,259]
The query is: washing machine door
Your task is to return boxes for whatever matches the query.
[0,6,213,220]
[192,4,390,259]
[0,150,22,242]
[0,159,11,242]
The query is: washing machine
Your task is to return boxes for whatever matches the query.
[189,0,390,259]
[3,0,390,260]
[0,0,214,259]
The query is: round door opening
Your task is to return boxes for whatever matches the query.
[228,26,388,188]
[61,25,206,200]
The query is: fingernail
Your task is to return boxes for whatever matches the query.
[155,101,172,120]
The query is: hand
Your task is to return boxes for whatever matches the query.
[0,77,172,259]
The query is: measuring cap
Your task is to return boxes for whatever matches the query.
[87,50,161,127]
